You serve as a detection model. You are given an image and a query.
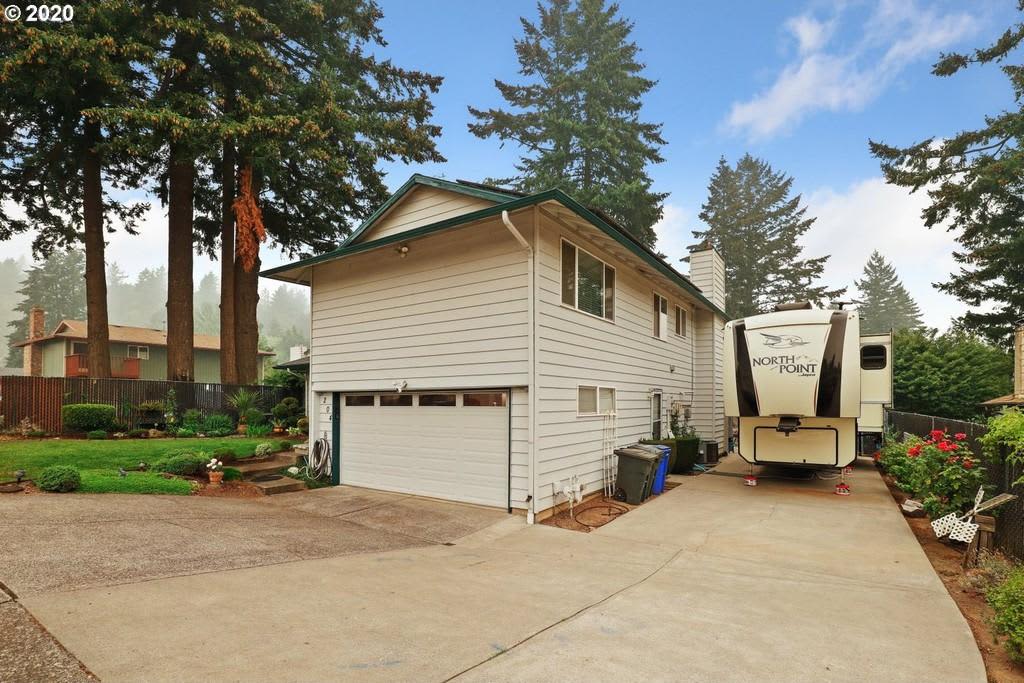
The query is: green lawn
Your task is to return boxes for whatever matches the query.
[0,437,291,480]
[79,470,194,495]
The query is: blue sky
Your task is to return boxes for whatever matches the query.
[4,0,1015,328]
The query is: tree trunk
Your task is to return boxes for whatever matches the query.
[219,140,238,384]
[82,118,111,379]
[166,144,195,382]
[234,250,260,384]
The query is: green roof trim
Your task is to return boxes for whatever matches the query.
[340,174,516,247]
[261,179,726,318]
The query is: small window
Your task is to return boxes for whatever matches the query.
[653,294,668,340]
[651,392,663,439]
[345,395,374,407]
[70,341,88,356]
[418,393,456,407]
[380,394,413,407]
[675,306,687,337]
[561,239,614,320]
[861,345,887,370]
[464,392,507,407]
[127,345,150,360]
[578,385,615,416]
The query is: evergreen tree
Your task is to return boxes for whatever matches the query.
[855,251,923,334]
[870,7,1024,346]
[468,0,666,245]
[0,2,151,378]
[5,252,87,366]
[694,155,845,318]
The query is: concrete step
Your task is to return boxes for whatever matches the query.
[232,452,300,478]
[248,475,306,495]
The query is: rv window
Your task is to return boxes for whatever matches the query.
[861,345,887,370]
[561,239,615,321]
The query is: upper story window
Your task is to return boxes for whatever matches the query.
[675,306,687,337]
[127,345,150,360]
[653,293,668,340]
[561,239,615,321]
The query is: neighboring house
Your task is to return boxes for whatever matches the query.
[13,308,271,382]
[273,346,311,407]
[264,174,727,520]
[982,322,1024,409]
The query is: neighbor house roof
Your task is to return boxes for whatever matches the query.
[981,394,1024,407]
[262,174,727,318]
[273,356,310,372]
[13,320,274,355]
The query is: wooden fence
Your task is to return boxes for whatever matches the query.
[0,376,301,434]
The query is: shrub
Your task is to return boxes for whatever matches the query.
[297,416,309,434]
[62,403,116,433]
[136,400,165,413]
[212,446,236,461]
[173,427,196,438]
[86,430,108,440]
[128,428,148,439]
[880,431,985,517]
[228,389,260,418]
[981,408,1024,484]
[988,565,1024,661]
[202,413,234,435]
[27,430,47,438]
[37,465,81,493]
[254,442,274,458]
[279,440,293,451]
[243,408,265,426]
[246,422,272,437]
[182,409,204,430]
[221,467,243,482]
[152,453,208,477]
[272,397,302,423]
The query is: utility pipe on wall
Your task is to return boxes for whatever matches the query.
[501,209,536,523]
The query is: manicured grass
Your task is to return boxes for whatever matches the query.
[0,437,289,480]
[78,470,194,495]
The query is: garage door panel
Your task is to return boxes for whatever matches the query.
[339,392,509,507]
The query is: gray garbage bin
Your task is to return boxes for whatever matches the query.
[614,447,659,504]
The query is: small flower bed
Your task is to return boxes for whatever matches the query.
[879,429,985,517]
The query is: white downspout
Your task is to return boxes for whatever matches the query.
[501,209,536,524]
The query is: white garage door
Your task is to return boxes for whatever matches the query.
[339,391,509,507]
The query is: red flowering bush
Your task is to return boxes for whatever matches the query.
[880,430,985,517]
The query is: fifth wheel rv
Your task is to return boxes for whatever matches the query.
[724,303,892,486]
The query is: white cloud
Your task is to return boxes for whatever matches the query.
[725,1,979,140]
[654,203,692,269]
[800,176,968,330]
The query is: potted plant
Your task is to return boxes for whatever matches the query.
[227,389,260,434]
[206,457,225,486]
[272,418,286,435]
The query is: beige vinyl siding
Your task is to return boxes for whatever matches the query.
[310,217,531,392]
[533,215,697,512]
[691,310,726,448]
[510,387,529,509]
[42,340,64,376]
[356,186,496,244]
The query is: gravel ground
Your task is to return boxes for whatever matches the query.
[0,602,95,682]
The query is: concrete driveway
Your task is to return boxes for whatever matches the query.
[3,459,984,682]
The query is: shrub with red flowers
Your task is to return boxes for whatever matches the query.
[879,430,986,517]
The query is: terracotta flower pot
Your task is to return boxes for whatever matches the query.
[208,471,224,487]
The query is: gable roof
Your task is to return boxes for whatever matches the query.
[13,320,274,355]
[263,175,727,318]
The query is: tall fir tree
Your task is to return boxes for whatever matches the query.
[5,252,87,367]
[870,5,1024,346]
[854,251,923,334]
[0,1,150,378]
[467,0,666,245]
[694,155,844,319]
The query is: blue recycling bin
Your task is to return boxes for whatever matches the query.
[635,443,670,495]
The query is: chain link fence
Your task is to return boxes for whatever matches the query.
[886,409,1024,562]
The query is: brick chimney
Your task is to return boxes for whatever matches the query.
[22,306,45,376]
[1015,323,1023,398]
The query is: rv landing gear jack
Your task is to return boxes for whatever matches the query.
[835,467,853,496]
[744,464,758,487]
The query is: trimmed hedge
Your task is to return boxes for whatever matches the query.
[37,465,81,493]
[152,453,208,477]
[62,403,116,433]
[86,430,108,440]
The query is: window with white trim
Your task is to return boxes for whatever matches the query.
[577,385,616,416]
[653,293,668,340]
[674,306,687,337]
[561,239,615,320]
[127,345,150,360]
